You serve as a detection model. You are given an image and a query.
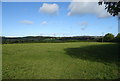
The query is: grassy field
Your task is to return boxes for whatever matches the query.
[2,42,119,79]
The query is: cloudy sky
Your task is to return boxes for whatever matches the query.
[2,1,118,37]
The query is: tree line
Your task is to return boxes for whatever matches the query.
[1,33,120,44]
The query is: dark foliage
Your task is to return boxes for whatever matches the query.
[98,1,120,17]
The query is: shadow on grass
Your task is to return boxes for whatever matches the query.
[64,43,119,64]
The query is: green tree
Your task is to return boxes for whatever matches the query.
[115,33,120,42]
[104,33,114,42]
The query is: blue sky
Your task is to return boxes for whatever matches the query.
[2,2,118,37]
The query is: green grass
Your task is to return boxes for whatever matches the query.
[2,42,119,79]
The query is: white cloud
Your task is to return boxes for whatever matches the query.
[41,21,48,25]
[20,20,33,24]
[39,3,59,15]
[68,0,111,18]
[80,21,88,26]
[77,21,88,30]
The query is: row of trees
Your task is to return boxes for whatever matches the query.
[1,36,98,44]
[1,33,120,44]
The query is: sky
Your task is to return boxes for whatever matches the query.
[0,1,2,36]
[2,1,119,37]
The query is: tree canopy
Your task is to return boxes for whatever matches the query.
[98,0,120,17]
[103,33,114,42]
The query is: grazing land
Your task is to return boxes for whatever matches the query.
[2,42,119,79]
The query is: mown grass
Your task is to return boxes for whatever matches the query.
[2,42,119,79]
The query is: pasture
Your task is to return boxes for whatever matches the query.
[2,42,119,79]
